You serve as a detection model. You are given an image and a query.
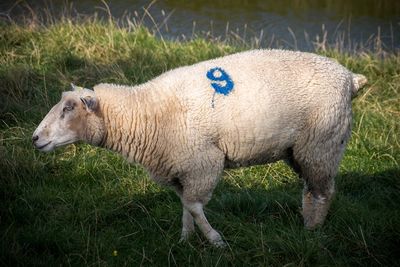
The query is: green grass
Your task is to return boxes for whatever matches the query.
[0,16,399,266]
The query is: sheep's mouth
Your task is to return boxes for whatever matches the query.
[36,141,51,150]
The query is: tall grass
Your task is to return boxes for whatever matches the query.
[0,11,399,266]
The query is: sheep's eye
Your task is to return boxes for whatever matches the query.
[63,106,73,112]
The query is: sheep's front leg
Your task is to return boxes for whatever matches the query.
[179,207,195,242]
[172,185,195,242]
[179,146,225,247]
[182,201,225,247]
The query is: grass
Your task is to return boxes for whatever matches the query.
[0,13,399,266]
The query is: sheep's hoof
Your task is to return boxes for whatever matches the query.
[210,237,227,248]
[179,231,192,243]
[304,218,314,229]
[304,219,323,230]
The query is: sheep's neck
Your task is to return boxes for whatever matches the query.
[97,89,160,167]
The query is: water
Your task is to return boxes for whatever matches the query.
[1,0,399,51]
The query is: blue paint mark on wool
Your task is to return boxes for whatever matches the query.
[206,67,234,95]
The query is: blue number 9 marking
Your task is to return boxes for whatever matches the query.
[206,67,234,95]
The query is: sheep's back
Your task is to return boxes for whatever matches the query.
[154,50,353,165]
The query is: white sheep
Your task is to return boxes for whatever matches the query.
[32,49,367,247]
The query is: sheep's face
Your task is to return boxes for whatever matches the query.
[32,85,103,152]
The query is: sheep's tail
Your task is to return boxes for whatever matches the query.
[351,73,368,98]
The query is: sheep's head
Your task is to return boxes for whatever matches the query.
[32,84,104,152]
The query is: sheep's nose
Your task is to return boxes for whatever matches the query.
[32,135,39,143]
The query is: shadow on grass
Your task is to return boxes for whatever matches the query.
[337,168,400,209]
[211,167,400,239]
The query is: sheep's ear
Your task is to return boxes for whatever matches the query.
[71,83,85,91]
[80,96,98,112]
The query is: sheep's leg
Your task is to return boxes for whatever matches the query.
[182,200,225,247]
[301,189,314,227]
[291,115,350,229]
[180,147,225,247]
[312,187,334,227]
[302,178,335,229]
[287,153,338,229]
[292,151,339,229]
[179,206,195,242]
[171,185,195,242]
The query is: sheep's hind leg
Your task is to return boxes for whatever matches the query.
[302,178,335,229]
[291,151,338,229]
[295,141,346,229]
[292,107,350,229]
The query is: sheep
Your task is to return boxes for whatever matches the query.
[32,49,367,247]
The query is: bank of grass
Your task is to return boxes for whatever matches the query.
[0,17,399,266]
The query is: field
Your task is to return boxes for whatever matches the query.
[0,15,399,266]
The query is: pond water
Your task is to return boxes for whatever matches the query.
[1,0,399,51]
